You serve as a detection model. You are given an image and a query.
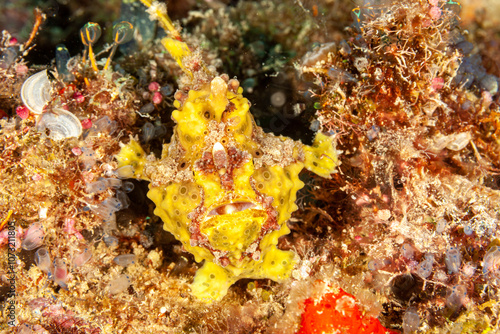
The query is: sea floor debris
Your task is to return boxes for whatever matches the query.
[1,0,500,333]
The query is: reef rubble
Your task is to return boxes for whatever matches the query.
[1,0,500,333]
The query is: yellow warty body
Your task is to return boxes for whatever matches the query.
[116,76,338,301]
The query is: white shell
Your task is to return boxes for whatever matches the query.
[37,107,82,140]
[21,70,52,114]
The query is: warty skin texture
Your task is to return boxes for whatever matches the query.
[116,76,338,301]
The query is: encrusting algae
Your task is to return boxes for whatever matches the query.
[116,3,339,300]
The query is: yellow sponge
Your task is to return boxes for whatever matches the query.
[304,132,339,178]
[115,139,148,179]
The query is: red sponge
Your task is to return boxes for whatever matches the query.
[298,286,399,334]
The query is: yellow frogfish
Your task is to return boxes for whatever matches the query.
[115,2,339,302]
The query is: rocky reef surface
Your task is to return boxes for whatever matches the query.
[1,0,500,333]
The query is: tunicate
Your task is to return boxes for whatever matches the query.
[86,180,107,194]
[446,132,471,151]
[87,116,117,135]
[241,78,256,93]
[327,67,357,83]
[80,22,101,71]
[34,248,51,273]
[436,218,447,233]
[446,284,466,308]
[366,125,379,141]
[351,7,365,32]
[160,84,174,96]
[113,254,136,267]
[483,246,500,273]
[81,147,96,170]
[115,165,135,178]
[122,181,135,193]
[445,246,461,274]
[0,46,18,68]
[302,42,337,67]
[339,40,351,56]
[73,247,92,267]
[480,74,498,95]
[104,21,135,70]
[141,122,155,142]
[114,21,135,44]
[446,29,465,46]
[55,44,75,82]
[483,246,500,285]
[402,307,420,334]
[92,197,123,220]
[416,256,433,278]
[153,91,163,104]
[104,214,116,230]
[115,190,130,209]
[22,223,45,250]
[139,103,155,114]
[21,70,52,115]
[105,178,122,189]
[454,73,474,89]
[430,135,452,152]
[453,54,487,90]
[401,243,415,260]
[462,262,476,278]
[53,258,68,289]
[310,120,320,132]
[154,124,167,138]
[37,107,83,140]
[103,235,119,248]
[80,22,102,46]
[119,0,155,54]
[368,259,384,271]
[16,324,35,334]
[455,41,473,55]
[108,274,131,294]
[443,1,462,16]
